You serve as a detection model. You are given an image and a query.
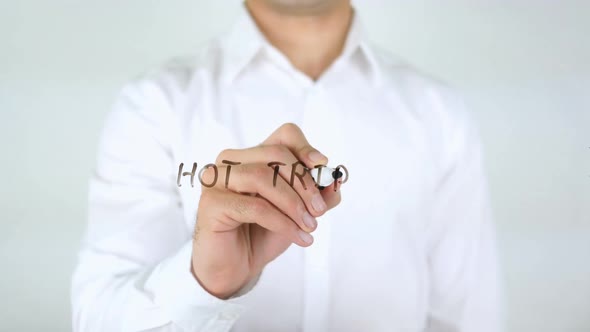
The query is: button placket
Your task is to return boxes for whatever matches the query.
[300,86,333,332]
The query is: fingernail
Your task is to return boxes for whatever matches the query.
[311,193,327,213]
[298,230,314,244]
[302,211,317,230]
[308,150,327,164]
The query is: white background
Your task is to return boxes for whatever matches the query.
[1,0,589,331]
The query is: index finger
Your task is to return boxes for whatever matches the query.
[262,123,328,169]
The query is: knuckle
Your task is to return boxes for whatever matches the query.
[216,148,234,163]
[279,122,303,138]
[279,122,301,135]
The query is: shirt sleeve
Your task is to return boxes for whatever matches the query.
[425,91,503,332]
[71,73,254,332]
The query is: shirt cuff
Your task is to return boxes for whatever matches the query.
[145,241,254,331]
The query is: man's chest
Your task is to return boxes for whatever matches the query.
[174,87,435,329]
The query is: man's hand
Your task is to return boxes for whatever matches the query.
[191,123,342,299]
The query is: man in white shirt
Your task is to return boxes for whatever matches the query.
[71,0,501,331]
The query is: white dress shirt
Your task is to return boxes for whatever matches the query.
[71,6,501,332]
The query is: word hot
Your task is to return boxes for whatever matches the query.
[177,160,349,192]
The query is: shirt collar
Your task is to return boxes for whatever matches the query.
[219,4,381,87]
